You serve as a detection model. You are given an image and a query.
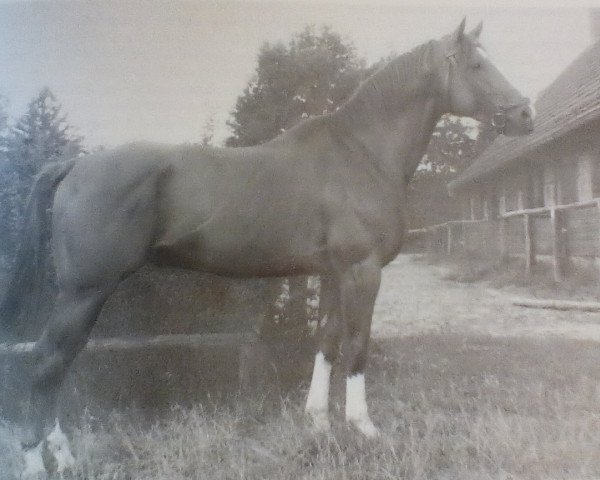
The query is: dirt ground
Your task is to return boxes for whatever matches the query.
[373,254,600,342]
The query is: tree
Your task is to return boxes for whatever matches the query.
[226,25,366,147]
[0,95,13,267]
[8,87,83,177]
[226,26,368,338]
[0,95,8,153]
[422,115,497,175]
[407,116,497,228]
[0,88,85,265]
[200,115,215,147]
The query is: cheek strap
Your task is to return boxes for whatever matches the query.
[445,51,457,110]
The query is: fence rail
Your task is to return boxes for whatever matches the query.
[414,198,600,283]
[0,332,258,357]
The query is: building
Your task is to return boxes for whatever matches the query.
[448,20,600,220]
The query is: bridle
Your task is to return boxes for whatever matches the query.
[445,50,529,134]
[490,102,529,134]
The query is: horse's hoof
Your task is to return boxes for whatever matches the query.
[21,443,47,479]
[305,409,331,434]
[46,419,75,474]
[347,416,380,439]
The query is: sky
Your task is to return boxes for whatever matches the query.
[0,1,596,148]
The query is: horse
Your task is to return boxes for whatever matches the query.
[1,19,534,477]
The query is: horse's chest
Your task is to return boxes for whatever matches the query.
[326,194,406,266]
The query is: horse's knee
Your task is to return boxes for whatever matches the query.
[31,348,69,390]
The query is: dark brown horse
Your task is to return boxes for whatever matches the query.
[1,19,533,477]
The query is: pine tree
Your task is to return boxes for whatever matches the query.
[0,88,85,265]
[8,87,83,177]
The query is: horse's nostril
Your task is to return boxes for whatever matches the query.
[521,109,530,119]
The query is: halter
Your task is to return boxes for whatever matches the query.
[490,102,530,134]
[445,50,529,134]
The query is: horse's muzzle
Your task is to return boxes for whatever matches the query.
[493,102,535,136]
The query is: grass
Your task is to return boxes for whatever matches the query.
[3,334,600,479]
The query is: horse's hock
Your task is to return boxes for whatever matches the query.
[0,266,299,421]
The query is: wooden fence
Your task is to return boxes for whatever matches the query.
[418,198,600,283]
[0,332,264,421]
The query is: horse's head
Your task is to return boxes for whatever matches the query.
[441,18,534,136]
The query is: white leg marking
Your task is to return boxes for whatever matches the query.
[22,442,46,479]
[46,419,75,474]
[305,352,332,432]
[346,373,379,438]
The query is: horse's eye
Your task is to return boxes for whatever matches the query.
[473,62,482,70]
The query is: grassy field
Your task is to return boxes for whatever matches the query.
[3,334,600,480]
[3,255,600,479]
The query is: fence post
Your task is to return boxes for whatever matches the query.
[447,224,453,255]
[524,214,535,276]
[551,207,565,282]
[498,217,509,263]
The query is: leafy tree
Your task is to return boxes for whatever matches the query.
[422,115,497,175]
[226,25,366,147]
[407,116,497,228]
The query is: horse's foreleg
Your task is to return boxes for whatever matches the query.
[22,284,114,477]
[305,274,341,432]
[338,256,381,438]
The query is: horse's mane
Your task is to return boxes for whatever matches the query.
[338,39,441,121]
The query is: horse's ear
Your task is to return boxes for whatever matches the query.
[453,17,467,45]
[470,21,483,40]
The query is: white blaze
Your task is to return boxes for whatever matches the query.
[305,352,332,431]
[346,373,379,438]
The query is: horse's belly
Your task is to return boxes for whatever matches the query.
[153,219,327,278]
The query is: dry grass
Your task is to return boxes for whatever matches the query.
[3,334,600,479]
[433,251,600,302]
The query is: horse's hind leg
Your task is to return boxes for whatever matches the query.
[22,283,115,476]
[305,274,341,432]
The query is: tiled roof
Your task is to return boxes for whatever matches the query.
[449,38,600,193]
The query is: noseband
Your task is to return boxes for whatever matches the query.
[490,102,529,134]
[445,51,528,134]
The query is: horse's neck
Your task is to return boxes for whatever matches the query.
[333,90,443,186]
[331,41,447,186]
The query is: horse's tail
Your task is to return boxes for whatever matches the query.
[0,159,76,339]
